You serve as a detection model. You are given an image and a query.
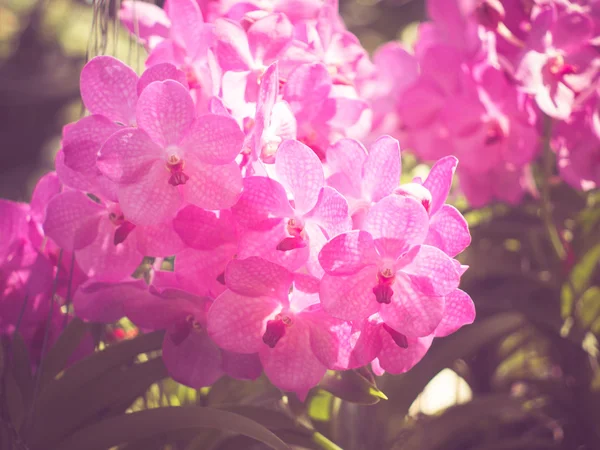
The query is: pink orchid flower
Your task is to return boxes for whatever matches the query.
[172,205,239,298]
[319,195,461,337]
[326,135,401,227]
[515,5,598,120]
[97,79,244,225]
[395,156,471,257]
[283,62,368,155]
[79,55,188,127]
[232,139,351,275]
[207,257,347,399]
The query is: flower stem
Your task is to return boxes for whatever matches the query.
[540,115,566,261]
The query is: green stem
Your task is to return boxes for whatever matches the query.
[313,431,344,450]
[540,115,566,261]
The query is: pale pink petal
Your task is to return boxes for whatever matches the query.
[283,63,330,121]
[214,18,253,71]
[364,195,429,257]
[435,289,475,337]
[379,274,445,337]
[117,162,183,225]
[247,13,293,64]
[175,245,236,298]
[62,115,121,174]
[173,205,235,250]
[75,217,143,281]
[30,172,61,223]
[97,128,163,184]
[208,290,281,353]
[221,351,262,380]
[304,221,327,278]
[231,176,294,228]
[80,56,138,124]
[362,136,401,203]
[377,331,433,374]
[224,256,293,299]
[319,266,380,321]
[162,327,224,388]
[73,278,148,323]
[136,80,196,147]
[275,139,324,215]
[55,151,118,201]
[125,289,203,329]
[399,245,460,296]
[119,1,170,44]
[318,230,378,275]
[423,155,458,215]
[371,358,385,376]
[136,222,186,256]
[536,80,574,120]
[137,63,189,96]
[183,160,242,210]
[180,114,244,164]
[237,224,310,272]
[326,138,367,198]
[305,186,352,238]
[256,63,279,123]
[304,307,354,370]
[346,319,384,369]
[326,97,369,129]
[44,191,104,251]
[259,321,326,399]
[425,205,471,257]
[168,0,208,54]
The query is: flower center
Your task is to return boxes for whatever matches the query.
[170,315,202,346]
[277,218,307,252]
[262,314,293,348]
[545,55,578,80]
[108,206,136,245]
[373,269,395,304]
[166,153,189,186]
[485,119,505,146]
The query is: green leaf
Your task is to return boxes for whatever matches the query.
[390,395,527,450]
[53,406,290,450]
[382,313,525,417]
[308,390,333,421]
[319,370,387,405]
[35,330,164,412]
[29,356,168,449]
[37,318,88,387]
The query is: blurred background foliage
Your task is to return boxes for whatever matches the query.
[2,1,600,449]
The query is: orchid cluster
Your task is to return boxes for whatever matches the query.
[373,0,600,205]
[0,0,479,400]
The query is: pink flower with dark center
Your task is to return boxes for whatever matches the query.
[283,63,369,155]
[207,256,348,399]
[326,135,401,227]
[97,79,244,225]
[232,139,351,275]
[319,195,461,337]
[395,156,471,257]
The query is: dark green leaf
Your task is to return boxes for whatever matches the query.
[35,330,164,412]
[29,356,168,449]
[53,406,290,450]
[37,318,88,387]
[390,395,528,450]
